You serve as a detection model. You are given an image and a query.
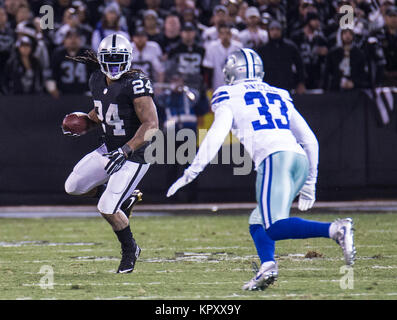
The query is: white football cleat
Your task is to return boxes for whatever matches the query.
[330,218,356,266]
[242,261,278,291]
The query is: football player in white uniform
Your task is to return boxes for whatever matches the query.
[167,48,356,290]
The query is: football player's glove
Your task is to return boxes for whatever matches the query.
[166,168,199,197]
[298,182,316,211]
[103,148,127,175]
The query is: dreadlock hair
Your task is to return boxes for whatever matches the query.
[66,49,145,78]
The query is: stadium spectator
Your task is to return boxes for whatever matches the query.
[131,27,164,84]
[257,20,306,94]
[239,6,269,50]
[326,1,370,49]
[168,22,206,90]
[195,0,221,26]
[141,9,163,44]
[261,0,288,31]
[158,71,202,132]
[180,7,195,25]
[288,0,318,37]
[225,0,246,31]
[202,23,242,90]
[369,0,396,31]
[168,22,209,126]
[136,0,169,22]
[291,12,328,89]
[362,34,387,88]
[0,6,14,78]
[15,2,32,25]
[3,0,24,28]
[91,2,129,51]
[372,6,397,86]
[54,7,92,48]
[15,21,51,82]
[323,0,370,42]
[0,0,393,100]
[52,0,73,25]
[256,0,270,14]
[171,0,196,17]
[158,69,205,203]
[116,0,135,32]
[158,13,182,56]
[48,29,90,98]
[70,1,93,47]
[323,27,368,91]
[2,36,43,94]
[201,5,240,48]
[312,0,335,25]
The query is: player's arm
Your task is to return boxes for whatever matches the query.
[125,96,159,154]
[289,107,319,184]
[86,108,102,129]
[289,106,319,211]
[167,104,233,197]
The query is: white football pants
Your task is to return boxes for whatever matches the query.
[64,144,150,214]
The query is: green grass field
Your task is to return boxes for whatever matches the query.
[0,212,396,300]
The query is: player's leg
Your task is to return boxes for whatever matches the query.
[243,160,277,291]
[64,145,109,196]
[263,152,356,265]
[97,161,150,273]
[264,152,331,240]
[248,158,276,265]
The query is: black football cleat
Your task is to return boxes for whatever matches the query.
[117,244,141,274]
[120,190,143,218]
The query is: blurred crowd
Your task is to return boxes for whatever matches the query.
[0,0,396,99]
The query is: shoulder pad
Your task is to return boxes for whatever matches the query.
[211,86,231,105]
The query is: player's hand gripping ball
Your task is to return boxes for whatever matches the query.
[62,112,90,137]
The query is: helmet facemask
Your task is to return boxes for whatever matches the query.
[98,51,131,80]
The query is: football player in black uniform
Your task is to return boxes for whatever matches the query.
[63,34,159,273]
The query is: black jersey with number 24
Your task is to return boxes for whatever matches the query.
[89,69,154,162]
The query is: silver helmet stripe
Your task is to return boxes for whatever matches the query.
[223,48,264,85]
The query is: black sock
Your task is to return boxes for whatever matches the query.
[115,225,135,252]
[94,184,106,199]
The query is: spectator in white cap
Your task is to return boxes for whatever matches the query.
[201,4,240,49]
[202,23,242,90]
[91,1,130,51]
[239,6,269,50]
[142,9,162,44]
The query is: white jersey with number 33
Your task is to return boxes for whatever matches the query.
[211,80,306,169]
[189,79,318,184]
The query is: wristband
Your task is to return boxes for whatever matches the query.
[121,144,134,157]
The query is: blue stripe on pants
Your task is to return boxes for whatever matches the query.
[256,151,309,229]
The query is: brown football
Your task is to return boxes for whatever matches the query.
[62,112,89,135]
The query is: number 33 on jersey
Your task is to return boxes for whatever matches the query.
[211,81,306,170]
